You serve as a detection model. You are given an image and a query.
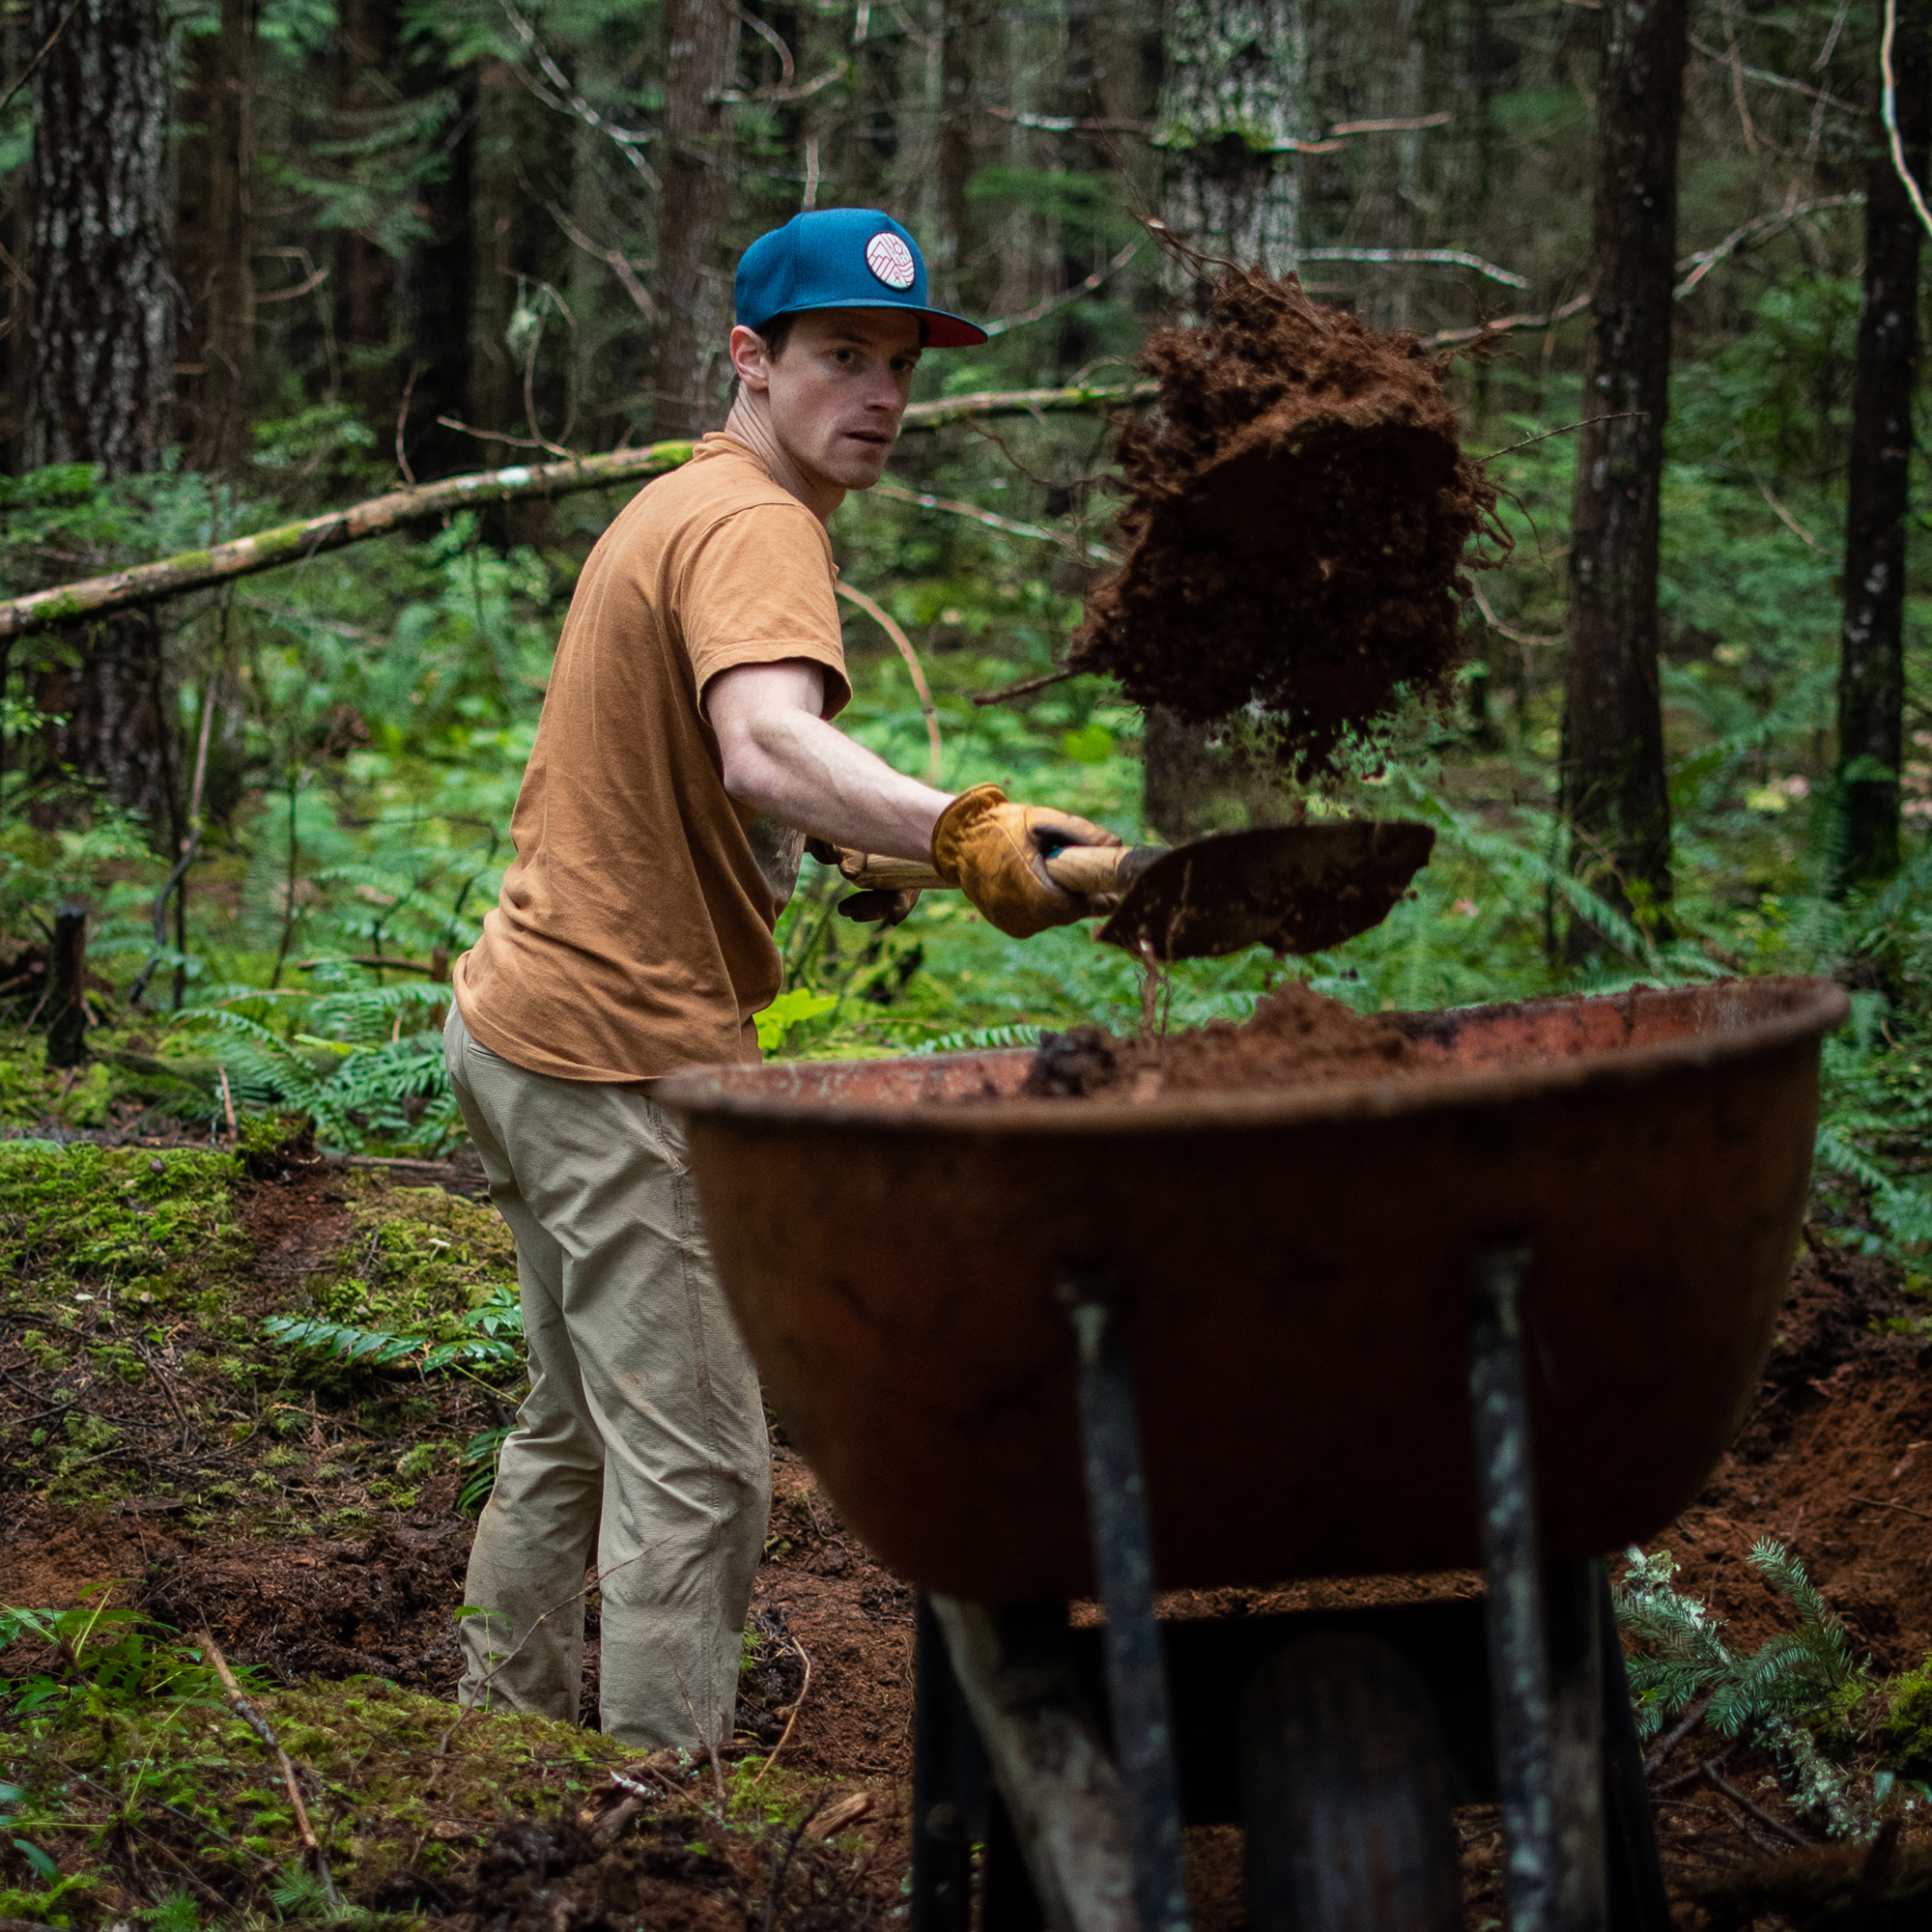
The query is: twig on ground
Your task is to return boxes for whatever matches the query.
[808,1790,872,1837]
[1654,1744,1735,1795]
[761,1795,829,1932]
[203,1630,338,1899]
[1643,1692,1717,1775]
[1850,1493,1932,1520]
[747,1637,814,1788]
[1704,1762,1810,1847]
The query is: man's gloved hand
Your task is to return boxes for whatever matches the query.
[805,837,922,926]
[930,782,1122,939]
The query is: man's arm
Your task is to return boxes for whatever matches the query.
[707,658,949,863]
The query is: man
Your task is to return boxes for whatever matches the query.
[444,207,1120,1749]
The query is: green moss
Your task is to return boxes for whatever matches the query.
[0,1142,246,1311]
[303,1172,517,1339]
[1881,1654,1932,1771]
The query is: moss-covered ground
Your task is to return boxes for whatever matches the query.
[0,1033,896,1932]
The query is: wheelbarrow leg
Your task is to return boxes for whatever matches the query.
[1467,1243,1567,1932]
[913,1596,982,1932]
[1063,1279,1192,1932]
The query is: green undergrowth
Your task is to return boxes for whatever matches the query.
[0,1121,517,1521]
[0,1598,869,1932]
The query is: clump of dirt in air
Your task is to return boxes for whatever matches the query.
[1069,267,1501,774]
[1024,982,1419,1100]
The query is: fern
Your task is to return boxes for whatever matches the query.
[909,1023,1045,1056]
[1615,1542,1871,1837]
[265,1285,523,1377]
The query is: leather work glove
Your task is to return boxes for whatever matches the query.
[929,782,1122,939]
[805,838,923,927]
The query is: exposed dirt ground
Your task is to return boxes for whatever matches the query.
[4,1137,1930,1928]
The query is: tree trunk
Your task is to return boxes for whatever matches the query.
[1834,0,1930,895]
[655,0,736,438]
[332,0,399,425]
[23,0,179,832]
[400,63,477,480]
[1148,0,1304,835]
[24,0,174,474]
[1563,0,1687,955]
[1357,0,1426,332]
[178,0,258,474]
[1156,0,1307,277]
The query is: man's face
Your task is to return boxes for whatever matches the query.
[735,309,922,492]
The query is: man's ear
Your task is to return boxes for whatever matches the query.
[728,325,772,394]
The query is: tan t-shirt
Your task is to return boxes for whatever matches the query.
[452,434,851,1081]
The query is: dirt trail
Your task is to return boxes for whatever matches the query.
[1069,268,1498,774]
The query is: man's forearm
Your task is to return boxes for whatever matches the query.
[720,706,951,862]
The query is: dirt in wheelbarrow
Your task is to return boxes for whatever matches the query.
[1066,266,1500,777]
[1023,980,1424,1098]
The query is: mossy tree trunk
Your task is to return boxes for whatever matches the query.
[1563,0,1688,956]
[1833,0,1930,895]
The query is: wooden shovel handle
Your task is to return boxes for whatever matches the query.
[839,843,1161,895]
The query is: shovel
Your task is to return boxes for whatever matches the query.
[840,819,1435,962]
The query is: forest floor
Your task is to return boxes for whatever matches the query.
[3,1107,1931,1930]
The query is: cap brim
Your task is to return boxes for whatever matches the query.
[758,298,988,349]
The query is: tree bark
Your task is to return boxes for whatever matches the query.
[1156,0,1307,276]
[24,0,174,474]
[1834,0,1930,894]
[23,0,179,831]
[1563,0,1687,954]
[655,0,737,438]
[178,0,259,475]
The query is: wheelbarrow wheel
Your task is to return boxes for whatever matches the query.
[1240,1634,1461,1932]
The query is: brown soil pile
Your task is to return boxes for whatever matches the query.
[1023,981,1418,1100]
[1069,270,1498,774]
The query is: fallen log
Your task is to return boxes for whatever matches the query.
[0,383,1159,643]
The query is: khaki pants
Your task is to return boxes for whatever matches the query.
[443,1006,771,1748]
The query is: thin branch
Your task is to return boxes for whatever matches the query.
[1689,35,1861,112]
[0,0,83,122]
[971,666,1081,706]
[835,582,943,783]
[745,1636,813,1787]
[1675,193,1862,295]
[499,0,661,189]
[1641,1692,1716,1775]
[1471,582,1562,648]
[895,380,1159,431]
[1328,110,1453,134]
[1300,245,1528,289]
[982,237,1146,337]
[1882,0,1932,240]
[870,477,1117,562]
[1486,410,1647,458]
[1755,474,1819,548]
[1423,292,1592,350]
[1704,1763,1811,1848]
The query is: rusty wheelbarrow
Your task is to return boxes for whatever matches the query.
[659,976,1849,1932]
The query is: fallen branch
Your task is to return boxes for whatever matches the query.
[0,386,1157,641]
[1704,1761,1810,1848]
[203,1630,338,1900]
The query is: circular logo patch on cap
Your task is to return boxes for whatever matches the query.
[865,232,917,292]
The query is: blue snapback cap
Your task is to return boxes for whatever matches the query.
[734,209,987,349]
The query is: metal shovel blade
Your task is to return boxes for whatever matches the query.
[1096,819,1436,962]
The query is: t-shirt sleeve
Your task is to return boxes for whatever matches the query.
[680,504,851,720]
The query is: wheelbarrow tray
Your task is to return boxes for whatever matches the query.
[657,976,1847,1604]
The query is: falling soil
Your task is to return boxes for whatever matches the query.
[1023,980,1419,1099]
[1069,268,1499,774]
